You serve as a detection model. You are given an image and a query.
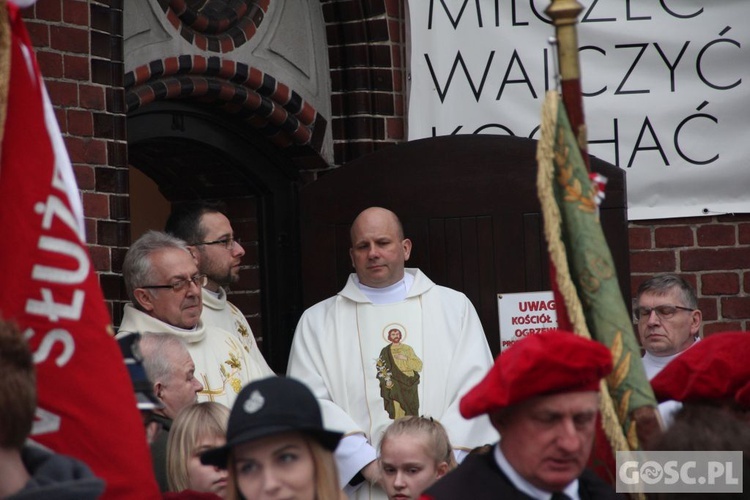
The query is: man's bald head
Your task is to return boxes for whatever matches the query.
[350,207,404,242]
[349,207,411,288]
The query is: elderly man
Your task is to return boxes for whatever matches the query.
[165,201,274,377]
[0,319,104,499]
[287,207,498,498]
[125,332,204,491]
[635,273,702,427]
[117,230,267,410]
[422,330,617,500]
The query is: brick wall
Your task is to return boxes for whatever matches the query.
[320,0,406,169]
[25,1,750,336]
[319,0,750,337]
[629,215,750,335]
[23,0,128,323]
[223,198,264,342]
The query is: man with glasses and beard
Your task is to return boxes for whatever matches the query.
[634,273,702,428]
[166,201,273,378]
[117,230,270,410]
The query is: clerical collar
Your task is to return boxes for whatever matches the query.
[204,287,221,299]
[356,273,415,305]
[493,443,580,500]
[169,323,200,333]
[643,350,680,372]
[643,336,701,375]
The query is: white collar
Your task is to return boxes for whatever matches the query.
[355,273,415,304]
[643,336,701,376]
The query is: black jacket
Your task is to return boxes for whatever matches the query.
[423,448,617,500]
[8,444,104,500]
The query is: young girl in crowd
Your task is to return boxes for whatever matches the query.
[200,377,345,500]
[379,416,456,500]
[167,402,231,498]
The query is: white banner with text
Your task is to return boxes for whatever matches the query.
[407,1,750,220]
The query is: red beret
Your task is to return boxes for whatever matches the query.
[460,330,613,418]
[651,332,750,408]
[736,381,750,409]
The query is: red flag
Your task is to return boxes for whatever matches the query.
[0,4,160,498]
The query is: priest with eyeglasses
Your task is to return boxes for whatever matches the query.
[634,273,702,428]
[116,230,270,410]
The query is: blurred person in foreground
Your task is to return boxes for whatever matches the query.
[201,376,346,500]
[422,330,617,500]
[650,331,750,425]
[637,334,750,500]
[0,318,104,499]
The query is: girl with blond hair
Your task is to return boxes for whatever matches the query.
[167,402,230,498]
[379,416,456,500]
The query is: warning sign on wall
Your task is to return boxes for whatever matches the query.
[498,291,559,351]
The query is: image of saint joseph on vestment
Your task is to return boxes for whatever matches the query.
[376,326,423,418]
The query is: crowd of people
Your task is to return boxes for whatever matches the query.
[1,204,749,499]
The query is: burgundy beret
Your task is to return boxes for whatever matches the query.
[650,332,750,408]
[460,330,613,418]
[735,381,750,408]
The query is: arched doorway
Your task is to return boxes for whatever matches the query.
[127,101,303,372]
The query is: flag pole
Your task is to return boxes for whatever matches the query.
[545,0,661,497]
[542,0,663,478]
[545,0,590,171]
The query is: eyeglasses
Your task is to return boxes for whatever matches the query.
[192,236,241,250]
[141,274,207,293]
[634,304,694,322]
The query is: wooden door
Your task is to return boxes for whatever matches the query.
[299,135,630,356]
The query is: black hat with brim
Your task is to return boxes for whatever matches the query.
[201,376,342,468]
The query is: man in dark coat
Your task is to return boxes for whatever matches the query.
[422,330,618,500]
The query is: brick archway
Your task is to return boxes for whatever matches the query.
[126,102,304,372]
[124,56,328,157]
[160,0,270,52]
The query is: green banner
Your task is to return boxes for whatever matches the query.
[537,91,657,449]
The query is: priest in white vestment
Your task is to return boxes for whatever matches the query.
[116,231,272,409]
[164,201,275,376]
[287,207,499,499]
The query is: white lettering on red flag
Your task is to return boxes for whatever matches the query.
[0,4,160,498]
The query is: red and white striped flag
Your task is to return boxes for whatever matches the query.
[0,3,160,498]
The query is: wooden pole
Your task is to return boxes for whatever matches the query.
[544,0,664,474]
[545,0,589,171]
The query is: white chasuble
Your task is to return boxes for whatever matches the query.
[287,269,500,499]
